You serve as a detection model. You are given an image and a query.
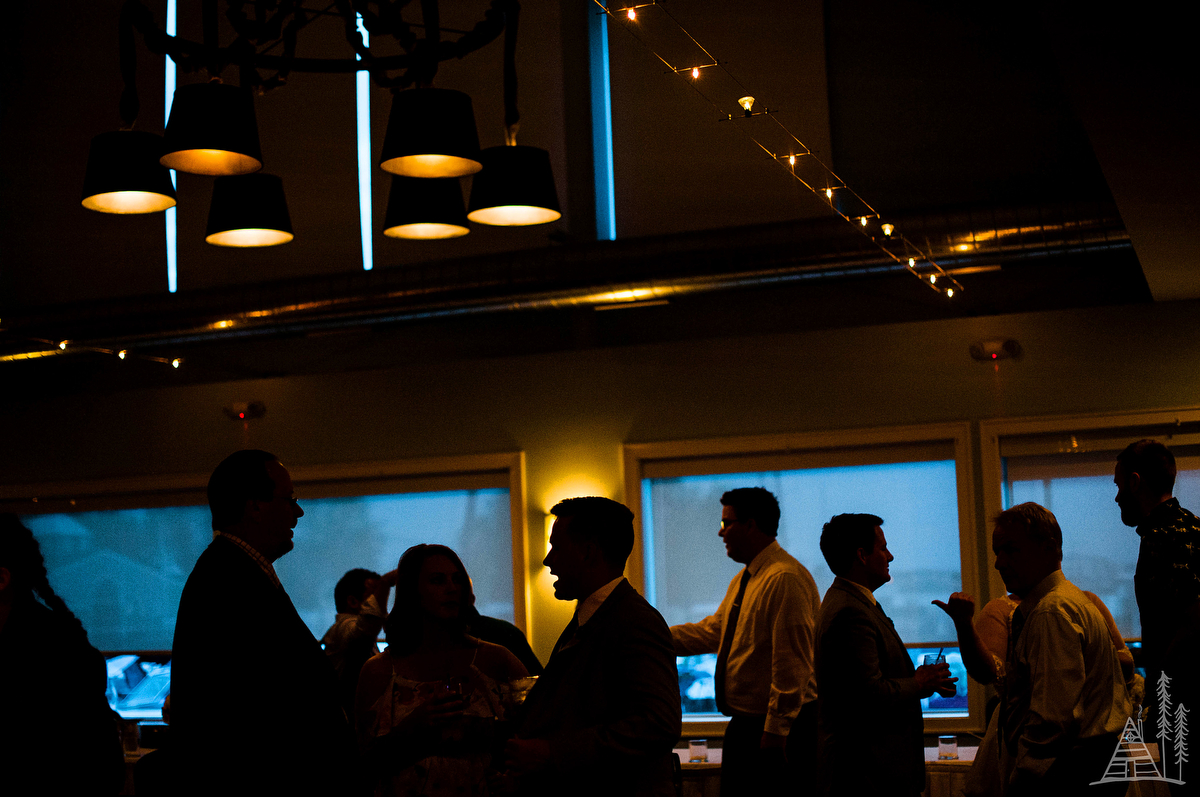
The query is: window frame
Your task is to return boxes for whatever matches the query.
[979,406,1200,616]
[1,451,532,638]
[622,421,983,735]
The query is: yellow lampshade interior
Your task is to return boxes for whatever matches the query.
[383,222,470,240]
[381,154,482,178]
[82,191,176,214]
[205,228,294,247]
[467,205,562,226]
[161,149,262,176]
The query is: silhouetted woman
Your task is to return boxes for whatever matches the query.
[355,544,528,797]
[0,514,123,794]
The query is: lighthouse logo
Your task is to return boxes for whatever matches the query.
[1092,672,1188,786]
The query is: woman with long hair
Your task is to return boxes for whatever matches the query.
[0,513,124,794]
[355,544,529,797]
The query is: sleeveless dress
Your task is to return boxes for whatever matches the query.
[368,647,508,797]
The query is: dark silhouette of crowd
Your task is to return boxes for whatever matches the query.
[3,440,1195,796]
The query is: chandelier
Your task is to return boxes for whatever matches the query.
[81,0,560,245]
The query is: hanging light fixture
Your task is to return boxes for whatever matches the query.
[379,88,482,178]
[161,81,263,176]
[81,130,176,214]
[383,176,469,240]
[205,173,293,247]
[467,145,560,226]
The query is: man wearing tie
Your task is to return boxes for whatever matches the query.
[670,487,821,796]
[507,496,681,797]
[815,513,955,797]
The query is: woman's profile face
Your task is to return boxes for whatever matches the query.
[417,554,467,620]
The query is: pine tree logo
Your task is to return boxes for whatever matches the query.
[1092,672,1188,786]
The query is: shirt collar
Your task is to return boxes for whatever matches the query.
[215,531,283,590]
[1137,497,1182,536]
[745,539,782,576]
[577,576,625,626]
[834,575,877,606]
[1015,569,1066,618]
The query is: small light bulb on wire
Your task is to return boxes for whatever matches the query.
[860,217,868,227]
[626,7,636,20]
[59,340,68,350]
[692,67,699,79]
[881,223,894,236]
[788,155,795,167]
[118,350,127,360]
[171,358,182,369]
[824,188,833,200]
[930,274,938,284]
[946,288,955,298]
[737,96,755,116]
[908,258,915,267]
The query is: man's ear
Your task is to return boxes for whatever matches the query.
[1128,471,1143,493]
[0,566,11,592]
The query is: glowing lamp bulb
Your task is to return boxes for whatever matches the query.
[908,258,915,267]
[860,217,868,226]
[930,274,938,284]
[626,7,636,20]
[788,155,796,166]
[946,288,956,298]
[692,67,699,79]
[58,341,68,350]
[824,188,833,200]
[881,223,894,236]
[118,350,127,360]
[737,96,755,113]
[171,358,182,369]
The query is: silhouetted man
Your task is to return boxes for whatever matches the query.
[670,487,819,797]
[815,513,955,797]
[938,503,1129,797]
[323,566,396,719]
[507,496,680,797]
[1115,440,1200,795]
[172,451,352,796]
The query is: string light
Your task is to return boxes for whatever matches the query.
[626,7,636,20]
[860,217,868,226]
[946,288,955,298]
[788,155,795,167]
[881,224,895,236]
[908,258,915,267]
[171,358,182,369]
[692,67,699,79]
[118,350,127,359]
[58,340,68,350]
[824,188,833,200]
[930,274,938,284]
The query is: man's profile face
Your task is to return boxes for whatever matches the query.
[250,460,304,561]
[992,522,1056,597]
[719,505,755,564]
[859,525,893,590]
[1113,464,1144,528]
[544,516,587,601]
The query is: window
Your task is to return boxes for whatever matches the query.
[983,410,1200,641]
[624,423,980,731]
[11,453,527,652]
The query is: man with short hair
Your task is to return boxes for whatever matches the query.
[670,487,820,797]
[815,513,955,797]
[323,566,396,719]
[1115,439,1200,791]
[172,451,352,796]
[507,496,681,797]
[937,503,1130,797]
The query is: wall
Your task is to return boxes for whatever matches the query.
[8,298,1200,658]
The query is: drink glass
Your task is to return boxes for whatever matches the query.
[938,735,959,760]
[688,739,708,763]
[921,653,955,698]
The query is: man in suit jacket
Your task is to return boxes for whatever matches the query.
[815,513,955,797]
[171,450,353,796]
[507,496,681,797]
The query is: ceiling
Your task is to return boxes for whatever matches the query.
[1,0,1195,392]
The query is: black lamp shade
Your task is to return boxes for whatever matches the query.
[162,82,263,176]
[467,146,561,226]
[205,173,293,247]
[380,89,482,178]
[81,130,176,214]
[383,176,469,239]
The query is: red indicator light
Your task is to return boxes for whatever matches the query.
[239,412,245,419]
